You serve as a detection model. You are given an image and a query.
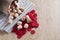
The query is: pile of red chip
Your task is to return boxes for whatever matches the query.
[12,10,39,39]
[8,0,39,39]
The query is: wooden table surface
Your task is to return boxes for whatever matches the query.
[0,0,60,40]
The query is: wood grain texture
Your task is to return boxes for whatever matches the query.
[0,0,60,40]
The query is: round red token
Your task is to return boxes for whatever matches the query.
[31,30,35,34]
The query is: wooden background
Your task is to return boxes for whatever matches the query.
[0,0,60,40]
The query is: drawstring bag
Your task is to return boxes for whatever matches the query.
[0,0,39,39]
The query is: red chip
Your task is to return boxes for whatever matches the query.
[29,21,39,28]
[16,29,27,39]
[16,30,23,35]
[31,30,35,34]
[33,13,37,17]
[22,29,27,34]
[27,10,37,21]
[16,30,23,39]
[17,35,23,39]
[27,26,32,31]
